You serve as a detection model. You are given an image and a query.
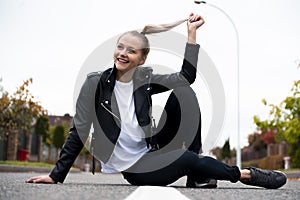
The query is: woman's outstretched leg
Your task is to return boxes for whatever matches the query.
[122,150,239,186]
[122,149,287,189]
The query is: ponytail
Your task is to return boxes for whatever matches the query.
[117,18,188,57]
[140,19,188,35]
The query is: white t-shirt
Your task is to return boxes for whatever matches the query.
[101,80,149,173]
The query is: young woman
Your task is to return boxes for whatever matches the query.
[26,13,287,189]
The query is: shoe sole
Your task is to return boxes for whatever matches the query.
[188,179,218,188]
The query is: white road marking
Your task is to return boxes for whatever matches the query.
[124,186,191,200]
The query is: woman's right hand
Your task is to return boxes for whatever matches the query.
[26,175,56,184]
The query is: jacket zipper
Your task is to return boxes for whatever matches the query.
[100,102,121,122]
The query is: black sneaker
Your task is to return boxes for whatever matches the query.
[240,167,287,189]
[186,177,217,188]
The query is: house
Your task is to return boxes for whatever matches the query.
[0,113,73,161]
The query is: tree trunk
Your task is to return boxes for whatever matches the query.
[6,130,18,160]
[46,145,52,162]
[2,136,8,160]
[55,148,59,161]
[37,134,43,162]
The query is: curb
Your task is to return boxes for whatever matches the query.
[285,171,300,179]
[0,164,81,173]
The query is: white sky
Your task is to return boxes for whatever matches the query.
[1,0,299,150]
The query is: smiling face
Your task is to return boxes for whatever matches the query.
[114,33,148,80]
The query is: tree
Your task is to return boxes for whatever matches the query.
[52,125,66,160]
[45,125,55,162]
[0,90,12,140]
[254,78,300,168]
[261,129,276,144]
[34,115,50,162]
[0,78,46,160]
[247,131,267,151]
[220,138,231,159]
[210,146,222,160]
[46,122,69,162]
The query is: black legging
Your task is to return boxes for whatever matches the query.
[155,86,202,154]
[122,149,240,186]
[122,86,241,186]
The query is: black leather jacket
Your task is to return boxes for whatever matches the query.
[49,43,200,183]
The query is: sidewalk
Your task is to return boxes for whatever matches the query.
[0,164,81,173]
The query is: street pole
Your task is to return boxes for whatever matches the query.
[194,1,241,168]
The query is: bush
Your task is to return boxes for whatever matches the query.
[242,159,260,168]
[258,155,285,170]
[242,155,285,170]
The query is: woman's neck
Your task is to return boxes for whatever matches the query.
[116,68,136,82]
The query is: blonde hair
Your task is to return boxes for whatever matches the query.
[141,19,188,35]
[117,18,188,57]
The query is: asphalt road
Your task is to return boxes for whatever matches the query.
[0,172,299,200]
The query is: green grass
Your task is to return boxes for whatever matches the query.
[0,160,54,168]
[282,168,300,172]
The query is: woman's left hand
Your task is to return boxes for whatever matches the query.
[187,13,205,44]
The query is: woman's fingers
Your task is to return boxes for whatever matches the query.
[188,14,205,29]
[26,176,38,183]
[26,175,55,184]
[190,14,204,23]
